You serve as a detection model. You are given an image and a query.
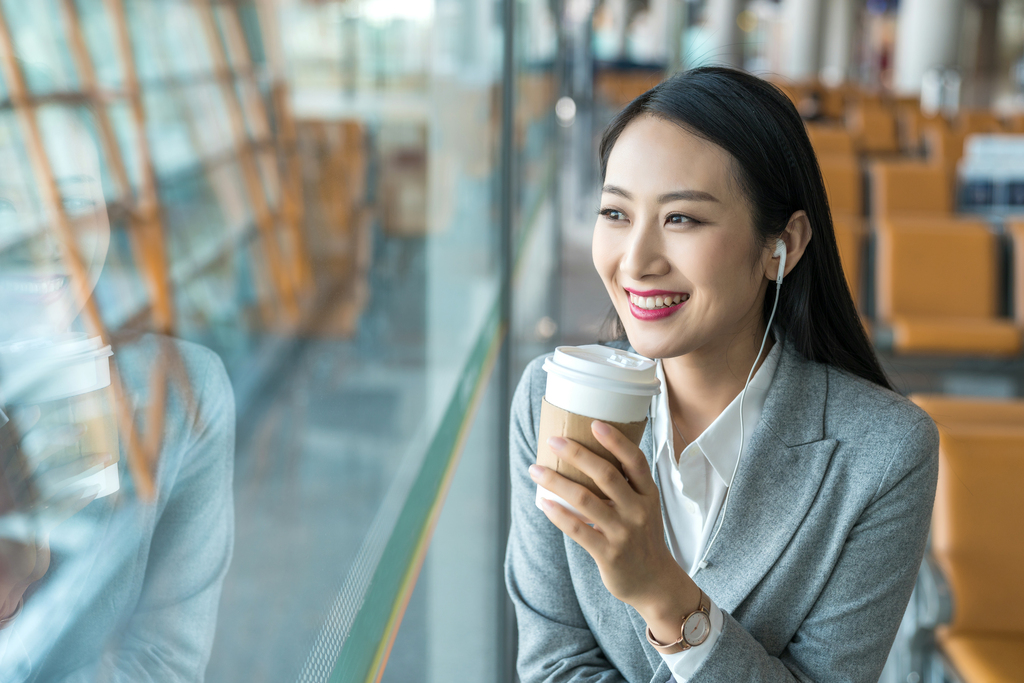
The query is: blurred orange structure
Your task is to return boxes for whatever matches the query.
[875,218,1020,355]
[910,395,1024,683]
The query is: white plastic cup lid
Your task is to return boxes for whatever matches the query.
[0,336,113,404]
[543,345,660,396]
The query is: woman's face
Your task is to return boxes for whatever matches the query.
[0,110,110,343]
[592,115,770,361]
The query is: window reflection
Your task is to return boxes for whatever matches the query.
[0,0,544,678]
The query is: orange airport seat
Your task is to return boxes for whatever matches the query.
[907,397,1024,683]
[923,118,967,185]
[1008,221,1024,326]
[846,100,899,154]
[958,109,1003,135]
[911,394,1024,429]
[870,161,952,217]
[896,100,924,153]
[806,124,855,156]
[819,86,846,120]
[819,155,861,216]
[832,215,864,307]
[875,217,1021,355]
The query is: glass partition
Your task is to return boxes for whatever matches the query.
[0,0,551,681]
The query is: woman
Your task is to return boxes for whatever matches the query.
[0,99,234,681]
[505,67,939,682]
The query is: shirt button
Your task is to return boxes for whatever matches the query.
[685,501,697,514]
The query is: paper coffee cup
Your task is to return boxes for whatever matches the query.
[0,336,120,500]
[536,345,659,516]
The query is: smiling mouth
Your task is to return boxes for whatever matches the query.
[0,275,70,296]
[628,291,690,310]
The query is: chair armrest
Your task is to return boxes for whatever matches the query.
[915,551,953,629]
[887,551,955,683]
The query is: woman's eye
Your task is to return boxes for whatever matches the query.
[62,197,96,215]
[599,208,626,222]
[667,213,696,225]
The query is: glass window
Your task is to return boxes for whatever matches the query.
[0,1,556,681]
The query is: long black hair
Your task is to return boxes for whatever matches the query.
[599,66,891,391]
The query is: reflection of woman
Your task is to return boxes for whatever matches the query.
[0,103,234,681]
[506,68,939,682]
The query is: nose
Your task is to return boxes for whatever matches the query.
[33,229,62,261]
[620,213,670,282]
[27,227,65,266]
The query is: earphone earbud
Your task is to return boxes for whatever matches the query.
[773,239,787,286]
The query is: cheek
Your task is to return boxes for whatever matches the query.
[591,225,620,290]
[679,233,758,304]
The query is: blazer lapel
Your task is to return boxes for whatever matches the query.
[693,342,838,613]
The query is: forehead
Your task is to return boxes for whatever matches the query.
[604,115,738,198]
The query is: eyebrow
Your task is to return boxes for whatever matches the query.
[602,184,720,204]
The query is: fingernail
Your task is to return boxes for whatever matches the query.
[529,464,545,478]
[539,498,553,510]
[547,436,566,451]
[592,421,611,436]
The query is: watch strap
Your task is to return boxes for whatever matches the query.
[645,589,711,655]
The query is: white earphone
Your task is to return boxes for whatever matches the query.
[774,238,787,285]
[695,238,786,572]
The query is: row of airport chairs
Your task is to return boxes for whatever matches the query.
[780,81,1024,683]
[805,117,1024,356]
[896,395,1024,683]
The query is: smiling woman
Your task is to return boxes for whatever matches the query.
[505,67,939,683]
[0,59,234,681]
[0,107,110,342]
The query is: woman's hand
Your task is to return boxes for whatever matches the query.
[0,407,105,623]
[529,421,701,640]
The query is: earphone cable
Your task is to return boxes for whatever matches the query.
[695,278,781,573]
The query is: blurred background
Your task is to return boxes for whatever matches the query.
[0,0,1021,682]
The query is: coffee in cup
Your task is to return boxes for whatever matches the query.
[536,345,660,518]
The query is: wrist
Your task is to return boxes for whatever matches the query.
[634,565,701,643]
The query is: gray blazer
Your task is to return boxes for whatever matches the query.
[505,339,939,682]
[2,336,235,683]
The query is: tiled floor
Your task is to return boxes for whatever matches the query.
[207,231,431,682]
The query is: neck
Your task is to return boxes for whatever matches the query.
[662,322,774,445]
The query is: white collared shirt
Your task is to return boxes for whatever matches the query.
[650,343,781,680]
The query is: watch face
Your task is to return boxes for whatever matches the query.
[683,611,710,646]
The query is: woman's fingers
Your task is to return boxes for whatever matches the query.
[545,436,636,504]
[33,453,114,500]
[529,461,616,527]
[535,495,607,556]
[590,421,657,496]
[21,424,87,465]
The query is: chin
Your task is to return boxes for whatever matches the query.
[622,328,692,361]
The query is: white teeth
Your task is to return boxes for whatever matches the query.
[0,277,67,295]
[629,292,688,310]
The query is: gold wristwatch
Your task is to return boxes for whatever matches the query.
[645,590,711,654]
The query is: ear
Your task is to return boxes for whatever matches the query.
[765,210,812,282]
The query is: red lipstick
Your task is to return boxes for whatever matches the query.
[625,288,689,321]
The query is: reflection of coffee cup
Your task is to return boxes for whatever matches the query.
[0,336,120,500]
[537,345,660,517]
